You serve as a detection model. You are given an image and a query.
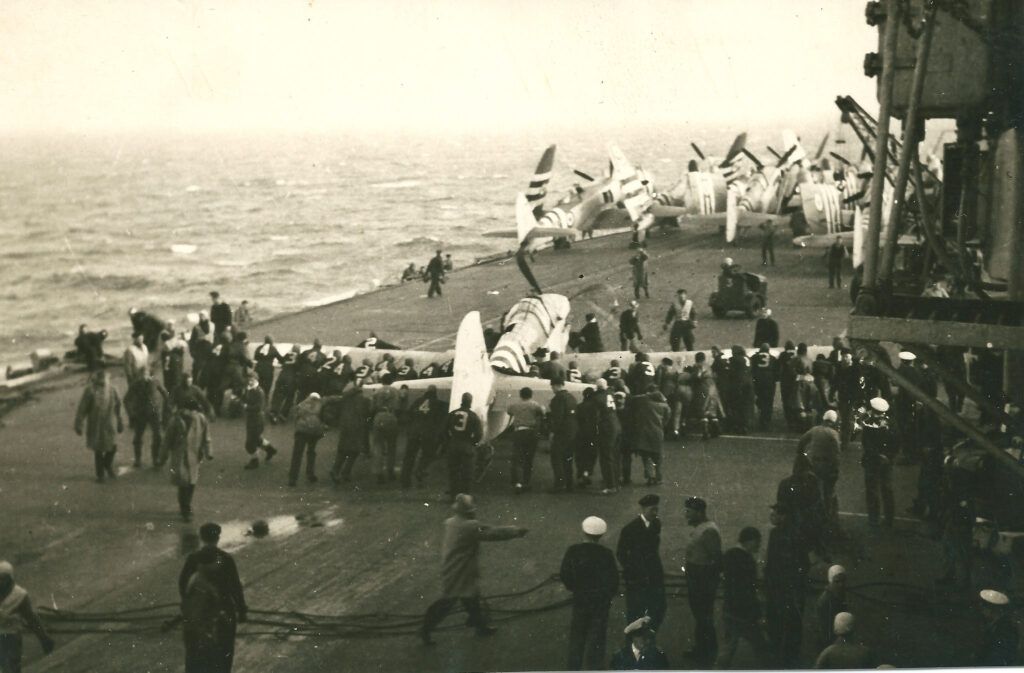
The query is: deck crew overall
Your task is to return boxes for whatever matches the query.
[593,380,623,494]
[209,291,232,338]
[630,248,650,299]
[718,527,768,668]
[253,336,283,397]
[445,393,482,498]
[188,312,214,381]
[426,250,445,298]
[548,378,578,492]
[619,301,642,352]
[290,392,328,486]
[663,289,696,352]
[330,384,372,483]
[753,307,779,348]
[269,344,301,423]
[370,373,401,483]
[242,376,277,470]
[507,387,546,494]
[579,313,604,353]
[400,385,447,488]
[751,344,778,429]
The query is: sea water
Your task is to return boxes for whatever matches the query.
[0,126,804,365]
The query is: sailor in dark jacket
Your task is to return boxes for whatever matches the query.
[609,616,670,670]
[579,313,604,353]
[560,516,620,671]
[269,345,300,423]
[178,522,247,673]
[619,302,643,352]
[752,308,779,348]
[548,378,578,492]
[616,494,666,630]
[751,344,778,429]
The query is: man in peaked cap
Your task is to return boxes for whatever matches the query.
[560,517,619,670]
[617,495,666,631]
[0,561,54,670]
[419,495,528,646]
[976,590,1018,666]
[609,616,670,670]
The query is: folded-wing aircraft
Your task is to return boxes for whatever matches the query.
[723,131,810,242]
[649,133,749,228]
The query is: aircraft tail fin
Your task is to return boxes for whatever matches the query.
[527,145,556,214]
[781,130,807,166]
[516,192,538,246]
[450,311,496,422]
[606,142,637,181]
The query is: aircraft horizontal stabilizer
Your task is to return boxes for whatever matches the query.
[523,227,579,242]
[648,204,690,219]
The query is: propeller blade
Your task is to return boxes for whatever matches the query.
[843,189,868,204]
[690,142,706,161]
[766,146,782,160]
[776,144,798,167]
[573,169,595,182]
[814,132,830,160]
[829,151,852,166]
[741,148,764,170]
[719,132,747,167]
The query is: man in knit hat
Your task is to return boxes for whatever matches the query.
[0,561,54,671]
[419,494,528,646]
[560,517,619,670]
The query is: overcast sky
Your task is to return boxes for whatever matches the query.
[0,0,879,134]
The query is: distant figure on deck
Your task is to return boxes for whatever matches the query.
[619,301,643,352]
[161,326,188,393]
[242,376,277,470]
[630,248,650,299]
[189,312,214,381]
[760,220,775,266]
[74,370,124,483]
[234,300,251,328]
[443,254,454,272]
[401,262,419,283]
[579,313,604,353]
[826,237,845,289]
[75,324,107,371]
[129,308,165,353]
[753,308,779,348]
[426,250,446,298]
[663,289,696,352]
[209,291,232,337]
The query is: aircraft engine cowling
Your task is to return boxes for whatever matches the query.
[489,294,571,374]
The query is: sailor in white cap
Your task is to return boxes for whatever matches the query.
[977,589,1018,666]
[0,561,55,667]
[894,350,924,465]
[419,495,528,646]
[559,517,619,669]
[859,396,895,527]
[609,616,670,670]
[815,565,849,648]
[814,612,877,669]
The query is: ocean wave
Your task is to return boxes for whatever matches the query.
[394,236,442,248]
[370,179,422,189]
[49,271,155,291]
